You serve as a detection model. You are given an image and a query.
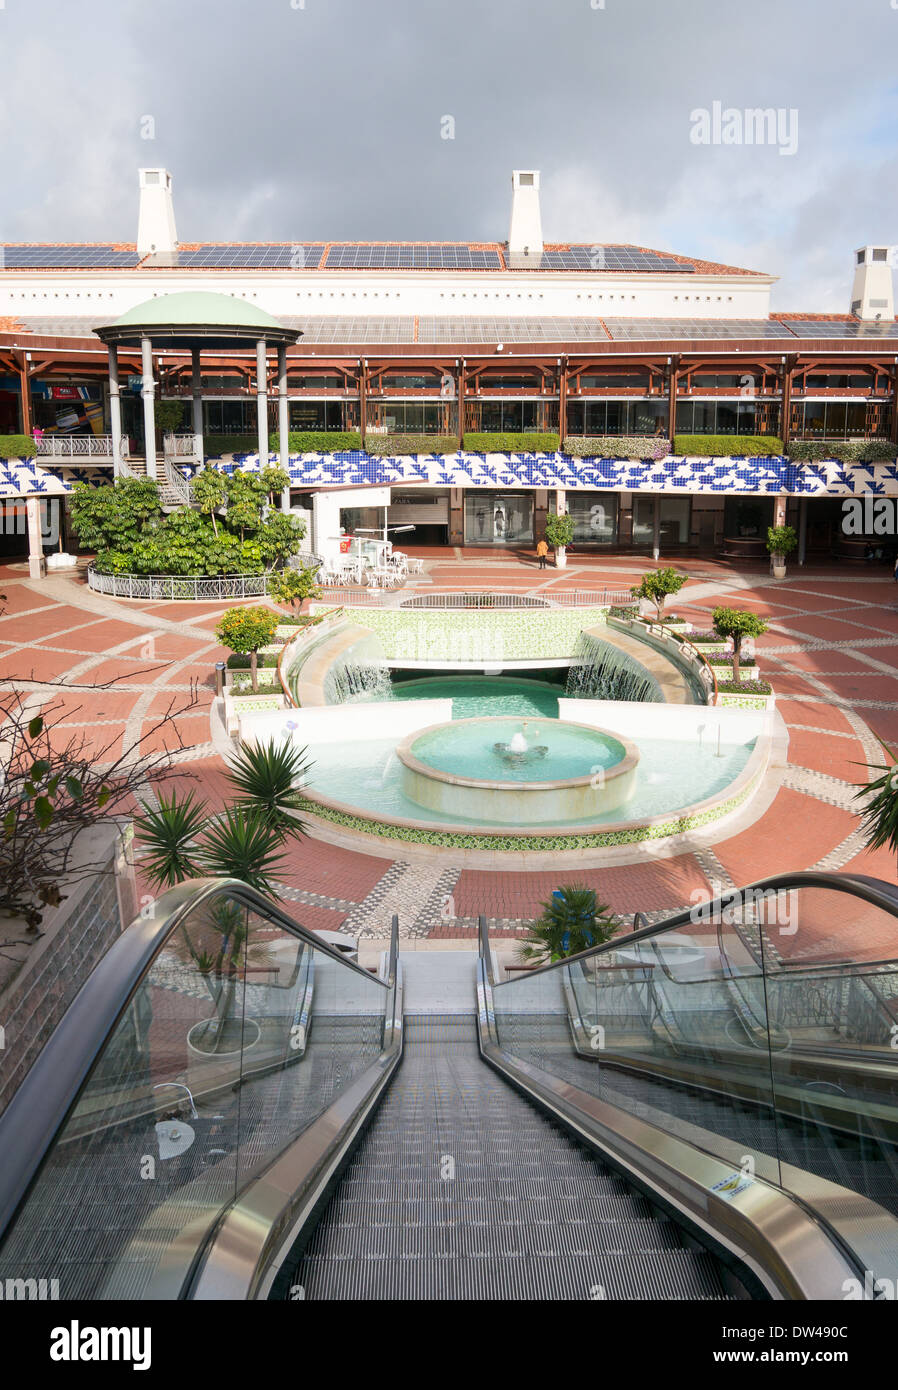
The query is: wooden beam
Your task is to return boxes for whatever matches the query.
[667,355,679,451]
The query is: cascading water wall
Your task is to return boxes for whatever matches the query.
[324,631,392,704]
[565,632,662,703]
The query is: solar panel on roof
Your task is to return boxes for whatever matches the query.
[2,245,140,268]
[776,319,898,338]
[603,318,785,340]
[323,245,502,270]
[144,244,324,269]
[538,248,694,273]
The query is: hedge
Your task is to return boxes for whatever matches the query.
[462,433,560,453]
[717,679,772,694]
[563,436,669,460]
[0,434,37,459]
[279,431,362,453]
[787,439,898,463]
[226,652,282,670]
[204,435,258,457]
[364,434,459,456]
[674,435,784,457]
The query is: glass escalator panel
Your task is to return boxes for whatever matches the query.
[0,889,390,1300]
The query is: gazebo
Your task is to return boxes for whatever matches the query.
[94,291,301,500]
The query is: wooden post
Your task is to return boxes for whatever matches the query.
[19,355,31,437]
[359,358,367,449]
[667,356,679,452]
[781,355,795,450]
[559,356,568,451]
[457,360,465,450]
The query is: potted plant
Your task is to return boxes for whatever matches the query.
[518,885,620,966]
[544,510,575,569]
[767,524,797,579]
[711,607,769,682]
[630,566,688,623]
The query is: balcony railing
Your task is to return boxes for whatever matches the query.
[35,435,127,460]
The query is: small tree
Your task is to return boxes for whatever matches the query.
[712,607,769,681]
[192,466,228,537]
[767,524,797,572]
[855,741,898,869]
[155,400,186,433]
[257,511,306,569]
[216,607,280,692]
[519,885,620,966]
[631,566,688,622]
[225,469,266,540]
[267,565,320,613]
[545,512,575,551]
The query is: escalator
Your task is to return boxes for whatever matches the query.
[0,871,897,1300]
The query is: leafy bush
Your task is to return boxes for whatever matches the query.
[155,400,187,432]
[463,432,560,453]
[0,434,37,459]
[788,439,897,463]
[256,511,306,567]
[717,679,773,694]
[708,653,756,667]
[70,477,162,552]
[674,434,785,457]
[267,564,320,611]
[226,653,281,670]
[564,436,669,460]
[278,431,362,453]
[544,512,575,548]
[364,434,459,456]
[205,435,258,457]
[767,524,797,558]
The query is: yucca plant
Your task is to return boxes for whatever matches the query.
[134,789,208,887]
[227,739,312,836]
[855,741,898,863]
[197,805,287,897]
[518,885,620,966]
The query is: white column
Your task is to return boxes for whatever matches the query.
[141,336,157,480]
[278,343,290,512]
[26,496,44,580]
[191,347,204,465]
[256,338,268,468]
[108,345,123,479]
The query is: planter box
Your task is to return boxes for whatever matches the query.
[716,690,775,710]
[708,663,760,681]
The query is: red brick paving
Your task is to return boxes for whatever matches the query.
[714,788,857,885]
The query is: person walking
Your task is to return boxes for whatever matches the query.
[536,536,549,570]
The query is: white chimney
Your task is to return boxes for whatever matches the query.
[137,168,178,258]
[508,170,543,268]
[850,246,894,321]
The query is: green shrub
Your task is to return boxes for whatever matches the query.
[788,439,897,463]
[203,435,257,457]
[0,434,36,459]
[70,477,162,552]
[767,525,797,558]
[564,436,669,460]
[363,434,459,456]
[544,512,575,548]
[226,653,281,670]
[717,679,773,695]
[463,432,560,453]
[674,434,785,457]
[276,431,362,454]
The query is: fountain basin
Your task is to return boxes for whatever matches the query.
[396,717,639,825]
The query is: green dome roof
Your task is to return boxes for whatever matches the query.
[111,290,284,330]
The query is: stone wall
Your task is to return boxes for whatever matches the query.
[0,824,135,1114]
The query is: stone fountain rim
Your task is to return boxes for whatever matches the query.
[395,715,640,793]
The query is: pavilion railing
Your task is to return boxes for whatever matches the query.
[87,568,270,602]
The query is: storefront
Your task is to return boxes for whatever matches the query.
[463,490,534,546]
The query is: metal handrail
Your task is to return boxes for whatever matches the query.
[0,876,391,1250]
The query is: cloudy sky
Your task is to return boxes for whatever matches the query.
[2,0,897,311]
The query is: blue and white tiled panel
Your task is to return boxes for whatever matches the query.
[204,449,898,498]
[0,459,70,496]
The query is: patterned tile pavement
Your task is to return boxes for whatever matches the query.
[2,552,897,952]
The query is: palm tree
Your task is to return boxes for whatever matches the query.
[518,884,620,966]
[855,741,898,864]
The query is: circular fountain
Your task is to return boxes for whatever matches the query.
[396,717,640,825]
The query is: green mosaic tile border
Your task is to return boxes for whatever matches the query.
[297,769,759,852]
[359,606,610,661]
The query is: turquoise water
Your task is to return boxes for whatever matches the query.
[386,676,563,719]
[411,718,625,784]
[305,733,755,828]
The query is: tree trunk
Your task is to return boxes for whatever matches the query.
[732,638,741,683]
[250,650,258,693]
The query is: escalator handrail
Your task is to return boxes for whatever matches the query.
[482,871,898,986]
[0,875,389,1248]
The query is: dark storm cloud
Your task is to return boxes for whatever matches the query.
[1,0,896,309]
